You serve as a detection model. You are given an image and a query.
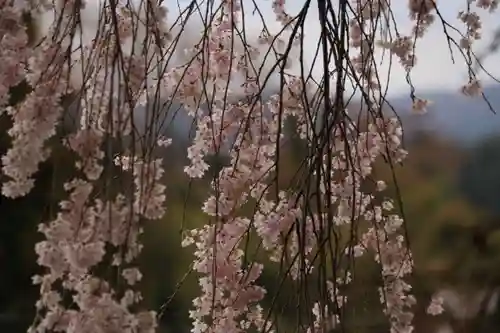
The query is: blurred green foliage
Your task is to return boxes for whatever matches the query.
[2,117,500,333]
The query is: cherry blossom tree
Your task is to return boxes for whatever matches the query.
[0,0,497,332]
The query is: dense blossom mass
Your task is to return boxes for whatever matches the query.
[0,0,497,332]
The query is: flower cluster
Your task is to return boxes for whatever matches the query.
[427,294,445,316]
[31,138,160,333]
[0,1,29,107]
[2,12,68,197]
[176,0,417,331]
[0,1,169,332]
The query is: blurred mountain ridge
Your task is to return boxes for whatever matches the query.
[158,84,500,146]
[392,84,500,145]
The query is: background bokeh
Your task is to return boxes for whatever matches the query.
[2,86,500,333]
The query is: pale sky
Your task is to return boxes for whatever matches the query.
[264,0,500,95]
[41,0,500,96]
